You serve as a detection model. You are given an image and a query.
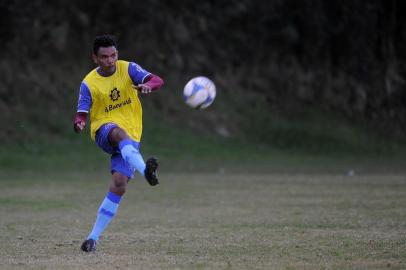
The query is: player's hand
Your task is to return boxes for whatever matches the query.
[74,121,85,133]
[133,84,152,94]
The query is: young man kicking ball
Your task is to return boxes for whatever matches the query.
[73,35,164,252]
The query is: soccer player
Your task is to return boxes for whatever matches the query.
[73,35,164,252]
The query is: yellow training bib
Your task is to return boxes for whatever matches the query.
[83,60,143,142]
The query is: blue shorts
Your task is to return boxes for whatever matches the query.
[95,123,140,179]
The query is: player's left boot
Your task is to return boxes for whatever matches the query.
[81,239,97,252]
[144,157,159,186]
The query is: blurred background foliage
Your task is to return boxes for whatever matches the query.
[1,0,406,169]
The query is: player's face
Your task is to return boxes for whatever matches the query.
[93,46,118,75]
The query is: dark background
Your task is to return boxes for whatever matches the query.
[1,0,406,152]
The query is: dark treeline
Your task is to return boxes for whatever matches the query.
[1,0,406,142]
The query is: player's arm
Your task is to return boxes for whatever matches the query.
[135,74,164,93]
[128,62,164,94]
[73,82,92,134]
[74,112,87,133]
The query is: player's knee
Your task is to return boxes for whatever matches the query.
[109,127,130,147]
[110,182,126,196]
[115,185,126,195]
[110,173,128,195]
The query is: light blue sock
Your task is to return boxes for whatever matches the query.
[119,139,146,176]
[87,192,122,241]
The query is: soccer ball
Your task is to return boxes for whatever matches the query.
[183,76,216,109]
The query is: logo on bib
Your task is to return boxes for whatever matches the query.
[110,88,120,101]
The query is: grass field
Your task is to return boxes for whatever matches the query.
[0,170,405,269]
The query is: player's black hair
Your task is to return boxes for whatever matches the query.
[93,34,117,55]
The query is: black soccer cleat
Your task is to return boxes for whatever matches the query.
[81,239,97,252]
[144,157,159,186]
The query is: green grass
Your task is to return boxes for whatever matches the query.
[0,172,405,269]
[239,106,406,156]
[2,108,406,175]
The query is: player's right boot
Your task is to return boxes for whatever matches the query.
[81,239,97,252]
[144,157,159,186]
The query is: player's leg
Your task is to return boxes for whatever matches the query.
[109,127,159,185]
[81,172,128,252]
[94,123,158,184]
[109,126,146,174]
[81,123,159,252]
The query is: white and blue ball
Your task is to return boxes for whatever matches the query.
[183,76,216,109]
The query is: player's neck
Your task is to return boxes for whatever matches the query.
[97,66,116,77]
